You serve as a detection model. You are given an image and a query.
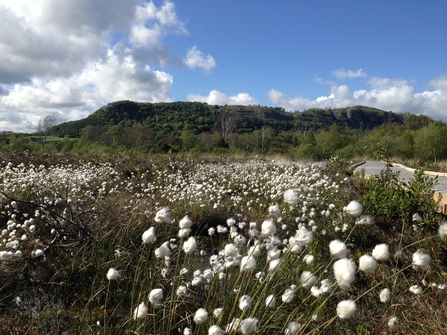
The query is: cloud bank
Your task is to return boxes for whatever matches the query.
[0,0,215,132]
[267,73,447,122]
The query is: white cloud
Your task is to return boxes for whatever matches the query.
[267,75,447,122]
[331,68,367,79]
[0,0,214,132]
[184,46,216,73]
[188,90,258,105]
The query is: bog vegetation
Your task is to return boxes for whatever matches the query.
[0,152,446,334]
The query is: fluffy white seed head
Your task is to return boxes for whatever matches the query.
[133,302,148,320]
[329,240,348,259]
[359,254,378,274]
[284,189,300,205]
[388,316,399,329]
[179,215,193,228]
[265,294,276,308]
[239,318,258,335]
[285,321,302,335]
[439,221,447,239]
[261,220,276,236]
[224,243,238,257]
[344,200,363,217]
[300,271,317,289]
[333,258,356,289]
[412,250,431,270]
[142,227,156,244]
[372,243,390,261]
[239,295,252,310]
[148,288,164,307]
[194,308,209,324]
[409,285,423,294]
[337,300,357,319]
[379,288,391,303]
[154,207,171,223]
[155,242,171,258]
[106,268,121,280]
[240,255,257,272]
[294,227,313,246]
[208,325,225,335]
[183,236,197,254]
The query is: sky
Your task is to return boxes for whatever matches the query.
[0,0,446,133]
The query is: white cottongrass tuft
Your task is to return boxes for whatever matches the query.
[239,318,259,334]
[379,288,391,303]
[208,325,225,335]
[285,321,302,335]
[133,302,148,320]
[148,288,164,307]
[333,258,357,289]
[329,240,348,259]
[303,254,314,265]
[224,243,238,257]
[183,236,197,254]
[336,300,357,319]
[282,288,295,303]
[358,254,377,273]
[261,220,277,236]
[179,215,193,228]
[294,227,313,246]
[213,308,223,318]
[300,271,317,289]
[154,207,171,223]
[268,204,281,217]
[344,200,363,217]
[284,189,300,205]
[388,316,398,329]
[372,243,390,261]
[412,250,431,270]
[355,215,374,225]
[34,249,44,257]
[155,241,171,258]
[265,294,276,308]
[239,295,253,310]
[141,227,157,244]
[439,221,447,239]
[240,255,257,272]
[409,285,423,295]
[194,308,209,324]
[106,268,120,280]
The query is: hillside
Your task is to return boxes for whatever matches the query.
[51,101,411,138]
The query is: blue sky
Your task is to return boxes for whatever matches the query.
[0,0,446,132]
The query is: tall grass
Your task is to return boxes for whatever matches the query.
[0,154,446,334]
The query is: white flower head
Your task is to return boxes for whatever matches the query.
[148,288,164,307]
[285,321,301,335]
[359,254,377,274]
[409,285,423,294]
[179,215,193,228]
[379,288,391,303]
[155,207,171,223]
[372,243,389,261]
[227,218,236,226]
[239,318,258,335]
[300,271,317,289]
[388,316,399,329]
[337,300,357,319]
[282,288,295,303]
[265,294,276,308]
[268,204,281,217]
[224,243,238,257]
[194,308,209,324]
[133,302,148,320]
[262,220,277,236]
[294,227,313,246]
[239,295,253,310]
[183,236,197,254]
[240,255,257,272]
[208,325,225,335]
[344,200,363,217]
[284,189,300,205]
[412,250,431,270]
[106,268,121,280]
[213,307,223,318]
[329,240,348,259]
[333,258,356,289]
[155,241,171,258]
[439,221,447,239]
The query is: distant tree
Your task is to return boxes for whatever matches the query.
[37,115,56,146]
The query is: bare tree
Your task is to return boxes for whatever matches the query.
[219,108,236,145]
[37,115,56,146]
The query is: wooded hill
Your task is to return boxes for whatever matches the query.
[51,101,418,139]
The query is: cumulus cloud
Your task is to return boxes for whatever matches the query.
[267,75,447,122]
[0,0,214,132]
[331,68,367,79]
[184,46,216,73]
[188,90,258,105]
